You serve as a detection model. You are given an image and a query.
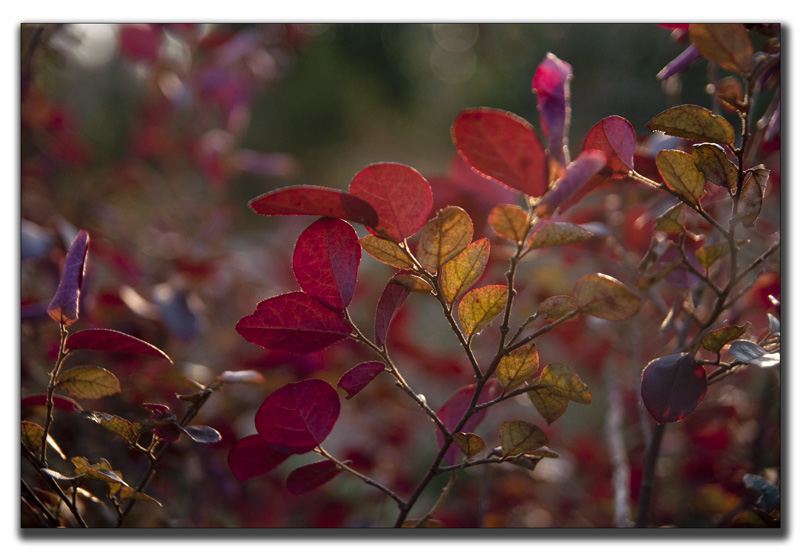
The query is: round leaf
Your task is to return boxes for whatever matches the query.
[689,23,754,75]
[692,143,738,189]
[416,206,473,273]
[646,104,736,145]
[286,460,342,496]
[458,285,509,339]
[656,149,707,206]
[360,235,415,270]
[573,273,640,321]
[452,432,486,459]
[583,116,636,176]
[248,185,379,228]
[528,222,594,249]
[228,434,291,482]
[57,365,120,399]
[497,344,539,391]
[488,204,530,243]
[499,421,549,456]
[439,238,490,305]
[641,353,707,423]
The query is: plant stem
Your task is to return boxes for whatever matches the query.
[635,422,665,527]
[40,323,69,466]
[316,447,405,507]
[22,444,88,527]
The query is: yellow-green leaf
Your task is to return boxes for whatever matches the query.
[21,421,66,459]
[701,323,750,354]
[692,143,738,189]
[573,273,640,321]
[656,149,707,206]
[647,105,736,145]
[78,411,136,444]
[360,235,415,270]
[499,421,548,457]
[117,486,163,506]
[527,386,569,425]
[391,273,433,294]
[57,365,120,399]
[696,242,729,270]
[489,204,529,243]
[528,222,593,249]
[453,432,486,458]
[439,238,490,304]
[497,343,539,391]
[536,295,578,322]
[740,170,766,228]
[689,23,754,75]
[71,457,128,486]
[654,203,686,233]
[458,285,508,338]
[535,363,592,403]
[416,206,473,273]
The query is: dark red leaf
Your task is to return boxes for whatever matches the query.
[641,353,707,423]
[143,403,172,419]
[436,383,496,465]
[538,150,607,217]
[21,394,82,413]
[228,434,291,482]
[47,230,89,326]
[532,53,573,166]
[452,108,548,198]
[286,460,342,496]
[337,361,385,399]
[293,218,361,311]
[153,423,183,442]
[255,379,341,454]
[236,292,352,354]
[249,185,379,228]
[583,116,636,176]
[66,328,172,362]
[349,163,433,242]
[374,279,411,348]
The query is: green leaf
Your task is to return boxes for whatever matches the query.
[57,365,120,399]
[439,238,490,305]
[689,23,754,75]
[527,386,568,425]
[21,421,44,453]
[359,235,415,270]
[695,242,729,270]
[78,411,137,444]
[692,143,738,189]
[654,203,686,233]
[656,149,707,206]
[499,421,549,457]
[528,363,592,424]
[739,170,767,228]
[488,204,529,243]
[497,344,539,391]
[573,273,640,321]
[527,222,593,249]
[701,323,750,354]
[458,285,509,338]
[536,295,577,322]
[416,206,473,273]
[452,432,486,458]
[647,105,736,145]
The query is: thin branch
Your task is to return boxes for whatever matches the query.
[411,471,458,527]
[22,444,88,527]
[316,447,406,508]
[40,323,69,466]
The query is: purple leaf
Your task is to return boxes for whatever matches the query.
[538,150,606,217]
[286,460,343,496]
[641,353,707,423]
[66,328,172,362]
[293,218,361,312]
[236,292,352,354]
[374,279,411,348]
[255,379,341,454]
[337,361,385,399]
[47,230,89,326]
[249,185,379,228]
[532,53,573,166]
[656,44,702,80]
[228,434,292,482]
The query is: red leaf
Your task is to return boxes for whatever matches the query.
[452,108,548,198]
[538,150,606,217]
[436,383,495,465]
[286,460,342,496]
[47,230,89,326]
[66,328,172,362]
[349,163,433,242]
[337,361,385,399]
[583,116,636,176]
[532,53,573,166]
[641,353,707,423]
[249,185,379,228]
[374,279,411,348]
[236,292,352,354]
[21,394,82,413]
[255,379,341,454]
[293,218,361,311]
[228,434,291,482]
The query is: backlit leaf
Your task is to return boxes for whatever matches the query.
[439,238,490,304]
[527,385,568,425]
[695,242,729,270]
[349,163,433,242]
[359,235,415,270]
[583,116,636,176]
[21,421,45,453]
[458,285,508,338]
[537,295,577,322]
[255,379,340,454]
[374,280,410,348]
[701,323,750,354]
[66,329,172,363]
[452,432,486,458]
[488,204,529,243]
[532,52,573,166]
[249,185,379,228]
[689,23,754,75]
[117,486,162,506]
[641,353,707,423]
[78,410,136,443]
[21,394,82,413]
[416,206,473,273]
[286,460,342,496]
[656,149,707,206]
[528,222,593,249]
[236,292,352,354]
[497,344,539,391]
[391,272,432,294]
[181,425,222,443]
[573,273,640,321]
[228,434,291,482]
[729,340,780,368]
[71,457,128,486]
[692,143,738,189]
[538,150,607,217]
[337,361,385,399]
[293,218,361,311]
[654,203,686,233]
[499,421,549,457]
[739,171,765,228]
[47,230,89,326]
[436,383,495,465]
[57,365,120,399]
[528,363,592,424]
[452,108,548,197]
[647,105,736,145]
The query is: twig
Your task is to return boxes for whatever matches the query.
[40,323,69,466]
[316,447,405,507]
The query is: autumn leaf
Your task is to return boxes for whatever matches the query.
[701,323,750,354]
[416,206,473,273]
[647,105,736,145]
[286,460,342,496]
[57,365,120,399]
[228,434,291,482]
[458,285,508,339]
[532,52,573,166]
[689,23,754,75]
[499,421,549,457]
[488,204,529,243]
[360,235,416,270]
[452,432,486,459]
[692,143,738,189]
[47,230,89,325]
[439,238,490,305]
[573,273,640,321]
[337,361,385,399]
[249,185,379,228]
[66,328,172,363]
[656,149,707,206]
[528,222,594,249]
[528,363,592,424]
[641,353,707,423]
[497,344,539,391]
[583,115,636,176]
